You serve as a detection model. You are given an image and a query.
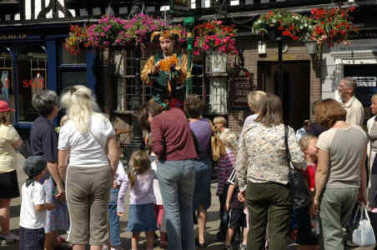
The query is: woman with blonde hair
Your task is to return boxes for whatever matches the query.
[58,85,120,250]
[0,101,22,242]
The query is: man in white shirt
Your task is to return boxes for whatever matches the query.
[337,77,364,126]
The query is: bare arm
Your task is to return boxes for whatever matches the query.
[35,203,55,212]
[47,162,65,197]
[11,139,23,150]
[313,149,330,214]
[359,148,367,204]
[107,135,120,175]
[225,184,235,212]
[58,149,70,182]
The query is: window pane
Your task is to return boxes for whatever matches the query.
[61,71,87,91]
[17,46,47,122]
[60,42,86,64]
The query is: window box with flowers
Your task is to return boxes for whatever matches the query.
[193,21,238,114]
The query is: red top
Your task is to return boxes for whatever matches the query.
[305,163,317,192]
[151,107,198,161]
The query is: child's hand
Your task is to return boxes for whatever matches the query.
[46,203,55,210]
[117,212,124,217]
[238,191,246,202]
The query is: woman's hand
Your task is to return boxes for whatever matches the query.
[312,197,320,216]
[117,212,124,217]
[358,189,367,205]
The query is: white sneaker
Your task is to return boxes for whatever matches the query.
[1,232,19,241]
[102,245,109,250]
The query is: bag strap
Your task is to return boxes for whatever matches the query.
[284,125,299,171]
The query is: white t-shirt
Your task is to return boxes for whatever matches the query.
[19,182,46,229]
[58,113,115,167]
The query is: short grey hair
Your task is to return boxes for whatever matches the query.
[32,90,58,116]
[341,77,357,91]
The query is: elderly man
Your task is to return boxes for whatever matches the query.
[141,29,187,108]
[337,77,364,126]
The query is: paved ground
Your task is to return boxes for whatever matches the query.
[1,183,375,250]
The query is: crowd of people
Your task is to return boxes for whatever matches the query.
[0,28,375,250]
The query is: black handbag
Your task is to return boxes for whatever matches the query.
[284,125,311,209]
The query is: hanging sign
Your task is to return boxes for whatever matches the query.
[230,72,254,109]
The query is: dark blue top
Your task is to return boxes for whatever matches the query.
[30,116,58,163]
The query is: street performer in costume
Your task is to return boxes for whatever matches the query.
[141,29,188,108]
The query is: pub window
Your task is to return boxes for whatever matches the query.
[115,48,151,113]
[0,47,14,122]
[17,45,47,122]
[58,41,87,92]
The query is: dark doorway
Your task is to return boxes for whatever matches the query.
[258,61,311,130]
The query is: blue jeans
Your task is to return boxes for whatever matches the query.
[157,160,196,250]
[108,188,121,246]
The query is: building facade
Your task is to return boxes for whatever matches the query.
[0,0,374,144]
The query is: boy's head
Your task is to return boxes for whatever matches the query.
[24,156,47,187]
[299,135,318,158]
[213,116,227,132]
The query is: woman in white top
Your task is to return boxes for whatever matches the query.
[58,85,120,250]
[0,100,22,242]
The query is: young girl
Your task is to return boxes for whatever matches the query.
[117,150,157,250]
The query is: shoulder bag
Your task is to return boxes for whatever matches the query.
[284,125,311,209]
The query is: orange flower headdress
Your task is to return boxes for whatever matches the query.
[151,29,181,42]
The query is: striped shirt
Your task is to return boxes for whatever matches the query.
[216,149,235,195]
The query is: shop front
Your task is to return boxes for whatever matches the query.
[0,28,96,139]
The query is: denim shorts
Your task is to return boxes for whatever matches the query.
[127,203,157,232]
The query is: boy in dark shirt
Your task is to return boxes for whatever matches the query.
[224,169,248,250]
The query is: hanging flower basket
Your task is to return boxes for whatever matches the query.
[252,9,314,41]
[193,20,238,56]
[310,7,357,47]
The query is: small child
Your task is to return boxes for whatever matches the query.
[117,150,157,250]
[299,134,320,240]
[299,135,318,194]
[19,156,55,250]
[225,169,248,250]
[104,161,127,250]
[216,130,238,241]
